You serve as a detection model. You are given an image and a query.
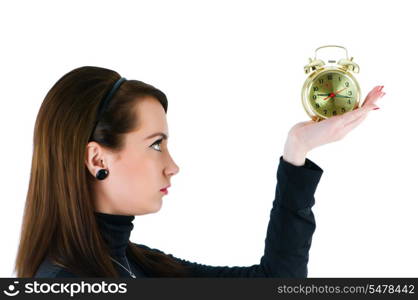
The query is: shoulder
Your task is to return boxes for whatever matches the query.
[34,258,78,278]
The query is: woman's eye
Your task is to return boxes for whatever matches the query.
[150,138,163,152]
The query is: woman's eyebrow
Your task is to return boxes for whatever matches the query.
[145,132,169,140]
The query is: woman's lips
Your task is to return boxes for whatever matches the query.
[160,184,170,194]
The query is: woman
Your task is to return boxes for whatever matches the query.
[14,66,385,277]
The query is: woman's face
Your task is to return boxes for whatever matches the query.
[85,96,179,216]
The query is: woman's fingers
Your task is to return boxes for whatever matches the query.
[362,85,383,106]
[362,85,385,107]
[338,84,386,126]
[362,86,380,107]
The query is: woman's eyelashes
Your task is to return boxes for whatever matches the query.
[150,138,163,152]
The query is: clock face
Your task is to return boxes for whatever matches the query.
[308,71,358,118]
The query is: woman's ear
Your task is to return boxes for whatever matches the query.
[85,142,107,177]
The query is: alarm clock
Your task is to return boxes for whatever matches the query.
[301,45,361,122]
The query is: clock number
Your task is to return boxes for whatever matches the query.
[348,90,352,96]
[323,109,327,114]
[315,103,320,108]
[341,107,346,113]
[345,81,349,87]
[338,76,341,81]
[333,110,337,116]
[313,95,317,100]
[348,99,351,104]
[327,74,333,80]
[313,86,319,91]
[319,79,324,84]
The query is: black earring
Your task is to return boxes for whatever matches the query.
[96,169,109,180]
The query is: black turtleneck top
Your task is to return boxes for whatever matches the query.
[34,155,323,278]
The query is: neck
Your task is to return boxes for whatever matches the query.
[94,211,135,258]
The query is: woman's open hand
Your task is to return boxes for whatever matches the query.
[283,85,386,166]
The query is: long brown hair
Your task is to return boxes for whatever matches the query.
[15,66,192,277]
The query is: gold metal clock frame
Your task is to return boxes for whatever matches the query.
[301,45,362,122]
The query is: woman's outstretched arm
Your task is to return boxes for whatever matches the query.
[135,85,385,277]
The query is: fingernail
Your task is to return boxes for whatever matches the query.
[378,86,383,91]
[373,107,380,110]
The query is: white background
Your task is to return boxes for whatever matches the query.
[1,0,417,277]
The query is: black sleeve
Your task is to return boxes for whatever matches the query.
[135,155,323,277]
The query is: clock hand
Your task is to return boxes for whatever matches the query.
[319,93,347,97]
[334,95,351,98]
[323,87,349,101]
[335,87,348,94]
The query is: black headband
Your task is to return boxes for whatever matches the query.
[89,77,127,141]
